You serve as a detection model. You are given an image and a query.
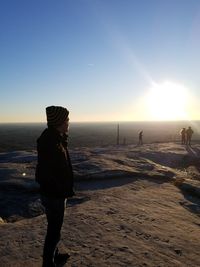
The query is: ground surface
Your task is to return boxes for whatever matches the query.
[0,143,200,267]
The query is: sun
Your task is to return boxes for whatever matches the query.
[146,81,188,121]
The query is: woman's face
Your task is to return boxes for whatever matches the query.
[57,117,69,134]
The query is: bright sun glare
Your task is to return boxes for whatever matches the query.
[146,81,188,121]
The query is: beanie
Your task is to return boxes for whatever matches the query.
[46,106,69,127]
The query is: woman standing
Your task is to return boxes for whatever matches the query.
[36,106,74,267]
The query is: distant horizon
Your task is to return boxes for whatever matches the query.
[1,118,200,153]
[0,119,200,125]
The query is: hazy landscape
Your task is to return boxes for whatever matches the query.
[1,121,200,152]
[0,122,200,266]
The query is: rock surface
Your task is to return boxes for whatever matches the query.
[0,143,200,266]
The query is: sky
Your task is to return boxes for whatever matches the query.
[1,0,200,123]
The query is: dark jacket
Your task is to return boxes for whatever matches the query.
[35,127,74,198]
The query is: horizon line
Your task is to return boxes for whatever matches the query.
[0,119,199,124]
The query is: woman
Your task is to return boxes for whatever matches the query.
[36,106,74,267]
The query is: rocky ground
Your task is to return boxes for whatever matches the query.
[0,142,200,266]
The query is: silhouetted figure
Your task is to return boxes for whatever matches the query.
[186,126,194,146]
[35,106,74,267]
[180,127,186,145]
[138,131,143,145]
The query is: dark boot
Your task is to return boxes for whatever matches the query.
[54,248,70,264]
[42,260,56,267]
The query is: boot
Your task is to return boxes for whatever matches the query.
[54,248,70,264]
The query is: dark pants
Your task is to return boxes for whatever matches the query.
[41,196,66,267]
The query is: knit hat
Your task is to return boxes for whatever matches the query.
[46,106,69,127]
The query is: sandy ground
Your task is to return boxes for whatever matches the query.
[0,143,200,267]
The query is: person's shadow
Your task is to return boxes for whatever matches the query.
[67,194,91,207]
[185,145,200,157]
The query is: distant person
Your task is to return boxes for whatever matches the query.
[35,106,75,267]
[180,127,186,145]
[138,130,143,145]
[186,126,194,146]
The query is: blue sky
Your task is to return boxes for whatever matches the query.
[1,0,200,122]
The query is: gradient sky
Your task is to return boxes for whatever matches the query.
[1,0,200,122]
